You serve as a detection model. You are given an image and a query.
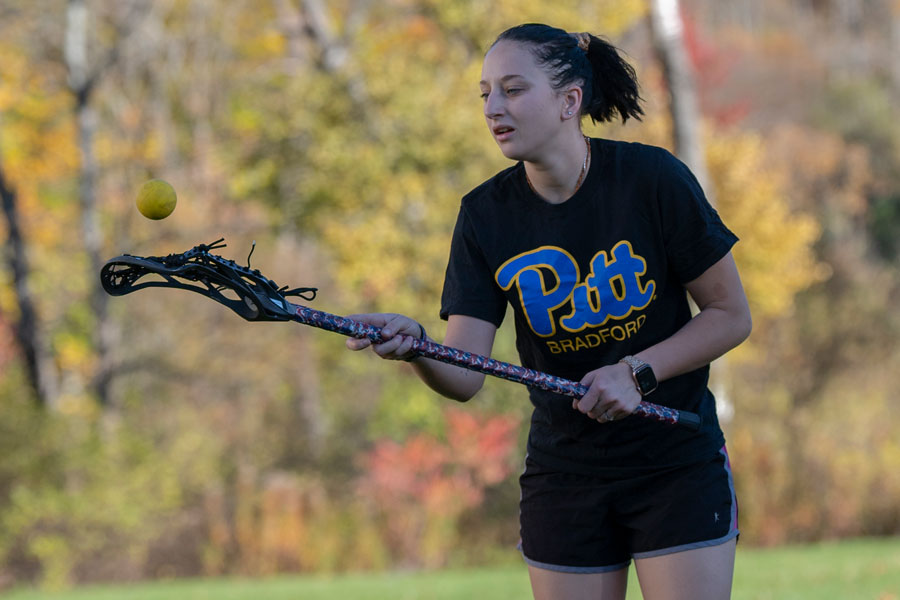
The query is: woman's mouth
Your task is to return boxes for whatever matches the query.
[492,125,516,141]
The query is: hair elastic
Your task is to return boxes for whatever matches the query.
[572,32,591,52]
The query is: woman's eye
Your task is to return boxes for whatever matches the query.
[506,88,521,95]
[480,92,489,100]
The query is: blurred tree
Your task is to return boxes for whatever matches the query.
[729,124,900,543]
[648,0,713,199]
[813,76,900,260]
[0,144,58,408]
[0,22,79,412]
[65,0,107,405]
[64,0,153,406]
[649,0,738,419]
[221,0,647,312]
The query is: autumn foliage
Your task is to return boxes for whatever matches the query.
[0,0,898,590]
[359,409,520,567]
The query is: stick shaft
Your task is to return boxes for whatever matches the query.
[292,306,701,431]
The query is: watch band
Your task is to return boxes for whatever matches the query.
[619,355,658,396]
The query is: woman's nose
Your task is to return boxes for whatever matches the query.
[483,91,504,118]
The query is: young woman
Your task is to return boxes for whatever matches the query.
[347,23,751,600]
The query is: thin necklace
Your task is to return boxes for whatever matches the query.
[525,136,591,199]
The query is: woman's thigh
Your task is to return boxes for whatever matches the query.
[528,564,629,600]
[634,538,736,600]
[525,535,736,600]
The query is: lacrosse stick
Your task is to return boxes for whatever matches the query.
[100,239,701,431]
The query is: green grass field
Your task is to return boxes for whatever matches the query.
[4,538,898,600]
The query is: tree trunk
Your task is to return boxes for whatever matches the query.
[891,0,900,100]
[65,0,113,406]
[0,157,59,408]
[648,0,716,204]
[648,0,731,421]
[298,0,370,112]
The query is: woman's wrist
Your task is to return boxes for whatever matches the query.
[619,355,658,396]
[401,323,427,362]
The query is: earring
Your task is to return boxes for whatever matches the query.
[567,111,573,116]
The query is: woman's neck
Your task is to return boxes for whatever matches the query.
[523,133,591,204]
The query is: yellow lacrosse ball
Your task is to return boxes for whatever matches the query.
[136,179,177,220]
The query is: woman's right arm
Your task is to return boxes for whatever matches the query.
[345,313,497,402]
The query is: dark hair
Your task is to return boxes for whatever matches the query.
[492,23,644,124]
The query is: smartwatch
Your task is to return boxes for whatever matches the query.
[619,355,658,396]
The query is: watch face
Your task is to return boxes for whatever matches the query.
[634,365,658,394]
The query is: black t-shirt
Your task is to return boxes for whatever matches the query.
[440,138,738,476]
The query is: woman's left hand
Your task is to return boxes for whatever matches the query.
[572,362,642,423]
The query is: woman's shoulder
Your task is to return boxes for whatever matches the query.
[460,163,523,208]
[594,138,692,187]
[595,138,676,165]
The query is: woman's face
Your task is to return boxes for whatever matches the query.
[480,40,568,161]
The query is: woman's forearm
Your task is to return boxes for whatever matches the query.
[636,302,751,383]
[636,253,751,382]
[410,353,486,402]
[410,315,498,401]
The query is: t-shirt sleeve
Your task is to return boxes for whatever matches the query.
[439,204,507,327]
[657,151,738,284]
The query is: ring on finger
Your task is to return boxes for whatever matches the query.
[602,410,614,422]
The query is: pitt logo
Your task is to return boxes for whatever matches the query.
[495,241,655,339]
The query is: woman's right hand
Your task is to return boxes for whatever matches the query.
[344,313,426,361]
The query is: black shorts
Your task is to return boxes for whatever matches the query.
[518,446,738,573]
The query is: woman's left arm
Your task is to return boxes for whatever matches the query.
[635,252,752,382]
[573,252,751,420]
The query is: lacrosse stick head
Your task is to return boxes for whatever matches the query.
[100,239,316,321]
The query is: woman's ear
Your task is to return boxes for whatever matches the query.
[561,85,583,120]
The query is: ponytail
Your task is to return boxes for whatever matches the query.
[492,24,644,124]
[582,34,644,124]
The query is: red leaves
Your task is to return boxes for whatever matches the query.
[361,408,519,512]
[357,408,520,566]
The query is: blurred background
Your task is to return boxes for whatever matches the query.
[0,0,898,591]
